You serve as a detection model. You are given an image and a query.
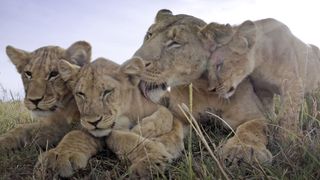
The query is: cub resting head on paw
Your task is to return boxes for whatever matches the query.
[38,57,185,178]
[58,57,176,138]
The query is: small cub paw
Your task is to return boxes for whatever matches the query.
[34,148,88,178]
[129,155,168,180]
[220,141,272,167]
[128,141,171,179]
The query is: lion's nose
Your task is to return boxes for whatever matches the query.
[88,116,102,127]
[29,97,44,106]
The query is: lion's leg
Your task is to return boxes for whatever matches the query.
[278,78,304,141]
[0,118,72,153]
[255,89,276,119]
[131,106,173,138]
[106,130,172,178]
[220,80,272,166]
[221,119,272,166]
[155,118,185,158]
[131,118,185,177]
[34,130,102,178]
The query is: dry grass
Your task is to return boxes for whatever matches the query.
[0,94,319,179]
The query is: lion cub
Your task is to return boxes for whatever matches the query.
[1,41,92,153]
[206,18,320,141]
[36,58,184,178]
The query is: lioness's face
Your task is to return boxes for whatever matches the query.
[58,59,130,137]
[132,10,213,100]
[6,41,91,117]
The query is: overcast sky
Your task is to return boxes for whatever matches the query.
[0,0,319,98]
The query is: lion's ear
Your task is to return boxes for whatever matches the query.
[58,59,80,88]
[6,46,31,73]
[121,57,144,76]
[155,9,173,23]
[199,23,233,51]
[229,36,249,54]
[120,57,144,86]
[236,20,256,48]
[65,41,91,66]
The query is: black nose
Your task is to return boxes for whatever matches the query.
[29,97,43,106]
[88,117,102,127]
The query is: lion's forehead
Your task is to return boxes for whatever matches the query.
[76,72,118,96]
[150,15,205,36]
[25,47,63,78]
[211,48,231,64]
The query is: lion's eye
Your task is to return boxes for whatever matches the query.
[103,89,114,99]
[76,91,86,100]
[145,32,152,40]
[166,40,181,49]
[48,71,59,80]
[216,61,224,72]
[24,71,32,79]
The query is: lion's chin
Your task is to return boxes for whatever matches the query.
[89,129,112,137]
[32,110,54,118]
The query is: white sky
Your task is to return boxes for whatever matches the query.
[0,0,319,98]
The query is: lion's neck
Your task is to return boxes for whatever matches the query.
[55,94,80,125]
[122,87,158,124]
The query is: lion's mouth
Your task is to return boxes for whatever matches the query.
[211,85,235,99]
[139,81,168,98]
[33,105,58,112]
[49,105,58,111]
[34,107,46,111]
[89,122,116,137]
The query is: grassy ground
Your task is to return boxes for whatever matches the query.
[0,96,319,180]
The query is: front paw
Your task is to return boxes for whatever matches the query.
[220,140,272,167]
[34,148,89,178]
[128,141,171,179]
[129,154,169,179]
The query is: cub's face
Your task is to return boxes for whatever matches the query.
[6,41,91,117]
[207,20,257,98]
[132,9,217,101]
[58,58,137,137]
[207,45,251,98]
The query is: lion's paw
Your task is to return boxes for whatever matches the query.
[220,141,272,167]
[129,155,168,180]
[34,148,88,178]
[128,142,171,179]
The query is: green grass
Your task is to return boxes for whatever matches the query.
[0,95,319,179]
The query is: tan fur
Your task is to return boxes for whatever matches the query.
[131,9,272,167]
[206,18,320,140]
[34,130,102,178]
[0,41,91,153]
[36,58,184,178]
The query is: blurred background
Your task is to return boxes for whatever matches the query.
[0,0,319,98]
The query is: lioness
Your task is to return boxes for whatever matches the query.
[35,58,184,178]
[205,19,320,140]
[131,9,272,166]
[1,41,93,153]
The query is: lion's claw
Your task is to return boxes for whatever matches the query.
[34,148,89,178]
[220,142,272,167]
